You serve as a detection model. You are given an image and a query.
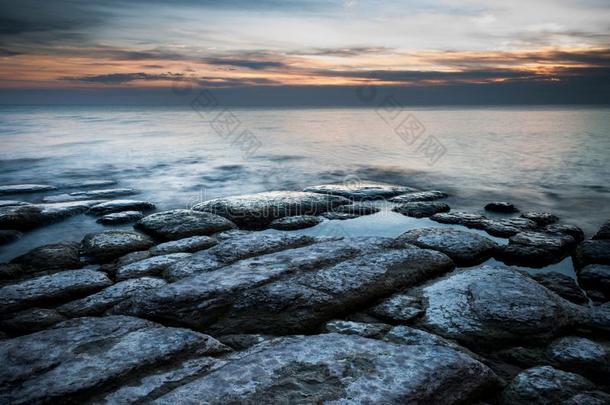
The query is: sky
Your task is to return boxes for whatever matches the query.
[0,0,609,104]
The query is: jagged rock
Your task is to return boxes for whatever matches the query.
[43,188,136,203]
[579,264,610,301]
[89,199,155,215]
[149,235,218,255]
[542,224,585,243]
[0,316,228,404]
[331,202,380,216]
[0,269,112,313]
[10,242,81,273]
[0,184,56,195]
[389,190,448,203]
[485,202,518,213]
[520,212,559,226]
[0,200,30,208]
[392,202,450,218]
[530,272,588,305]
[573,240,610,269]
[57,277,167,317]
[304,182,417,200]
[135,209,235,240]
[269,215,323,230]
[155,333,496,404]
[193,191,350,228]
[368,293,423,323]
[498,231,576,267]
[593,220,610,240]
[97,210,143,225]
[81,231,155,263]
[546,336,610,379]
[501,366,595,405]
[415,266,583,346]
[0,308,67,335]
[324,320,391,338]
[0,230,21,245]
[397,228,498,266]
[115,253,192,280]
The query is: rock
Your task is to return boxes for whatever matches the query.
[416,266,583,346]
[384,325,460,348]
[269,215,323,230]
[431,211,487,227]
[324,320,391,338]
[57,277,167,317]
[593,219,610,240]
[389,190,448,203]
[530,272,588,305]
[135,209,236,240]
[0,316,228,404]
[10,242,81,273]
[0,308,67,335]
[586,302,610,333]
[321,211,359,220]
[115,253,192,280]
[331,202,380,216]
[149,235,218,255]
[0,205,45,230]
[304,182,417,200]
[397,228,499,266]
[0,269,112,313]
[212,229,252,241]
[498,231,576,267]
[0,264,25,280]
[392,202,450,218]
[579,264,610,300]
[116,250,152,266]
[63,179,117,188]
[501,366,595,405]
[0,230,21,245]
[0,200,30,208]
[479,217,538,237]
[35,200,104,221]
[0,184,56,195]
[155,333,497,404]
[81,231,155,263]
[216,334,271,350]
[193,191,350,228]
[546,336,609,379]
[368,294,423,323]
[542,224,585,243]
[485,202,518,213]
[97,210,143,225]
[573,239,610,269]
[89,199,155,215]
[43,188,136,203]
[520,212,559,226]
[564,391,610,405]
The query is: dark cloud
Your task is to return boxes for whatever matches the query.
[0,47,20,56]
[203,57,287,70]
[303,47,391,57]
[61,72,188,84]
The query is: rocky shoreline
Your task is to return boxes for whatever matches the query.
[1,181,609,404]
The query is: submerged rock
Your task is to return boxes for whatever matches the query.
[89,199,155,215]
[389,190,448,203]
[43,188,136,203]
[392,201,450,218]
[115,253,192,280]
[0,200,30,208]
[578,264,610,301]
[530,272,588,305]
[97,210,143,225]
[154,333,496,404]
[0,308,67,335]
[485,202,518,213]
[193,191,350,228]
[498,231,577,267]
[397,228,498,266]
[573,239,610,269]
[0,230,21,245]
[10,242,81,273]
[136,209,236,240]
[0,184,56,195]
[269,215,323,230]
[304,182,416,200]
[63,179,117,188]
[149,235,218,255]
[593,219,610,240]
[81,231,155,263]
[521,211,559,226]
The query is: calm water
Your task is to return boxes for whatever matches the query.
[1,105,609,265]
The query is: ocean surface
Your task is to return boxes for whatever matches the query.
[1,105,609,271]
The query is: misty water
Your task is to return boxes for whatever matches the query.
[1,105,609,275]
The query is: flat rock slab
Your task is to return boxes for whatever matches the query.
[430,211,538,237]
[10,242,81,273]
[543,224,585,242]
[193,191,350,228]
[149,235,218,255]
[304,182,417,200]
[155,333,496,404]
[520,211,559,226]
[546,336,609,379]
[530,272,588,305]
[416,265,582,346]
[397,228,498,266]
[593,220,610,240]
[574,240,610,269]
[97,210,143,225]
[498,231,576,267]
[578,264,610,300]
[269,215,323,230]
[0,316,227,404]
[81,231,155,263]
[389,190,448,203]
[43,188,136,203]
[115,253,192,280]
[392,202,450,218]
[89,199,155,215]
[1,201,103,231]
[135,209,236,240]
[0,269,112,313]
[0,308,67,335]
[485,202,518,213]
[331,202,380,216]
[0,184,56,195]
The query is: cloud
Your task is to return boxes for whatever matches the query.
[61,72,188,84]
[203,57,287,70]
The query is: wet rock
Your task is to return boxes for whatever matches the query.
[135,209,236,240]
[97,210,143,225]
[115,253,192,280]
[321,211,359,220]
[89,199,155,215]
[0,308,67,335]
[593,219,610,240]
[501,366,595,405]
[0,184,56,195]
[479,217,538,237]
[157,334,497,404]
[36,200,105,221]
[578,264,610,301]
[0,230,21,245]
[416,266,583,346]
[521,211,559,226]
[57,277,167,317]
[10,242,81,273]
[216,334,271,350]
[81,231,155,263]
[485,202,518,213]
[331,202,380,216]
[304,181,417,200]
[269,215,323,230]
[543,224,585,243]
[546,336,609,379]
[0,269,112,313]
[0,264,25,280]
[392,201,450,218]
[431,211,487,227]
[43,188,136,203]
[212,229,252,241]
[149,235,217,255]
[0,205,45,230]
[0,316,228,404]
[383,325,460,348]
[389,190,448,203]
[498,231,576,267]
[397,228,498,266]
[495,346,547,369]
[564,391,610,405]
[193,191,350,228]
[368,294,423,323]
[530,272,588,305]
[586,302,610,333]
[116,250,152,266]
[64,179,117,188]
[324,320,391,338]
[573,239,610,269]
[0,200,30,208]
